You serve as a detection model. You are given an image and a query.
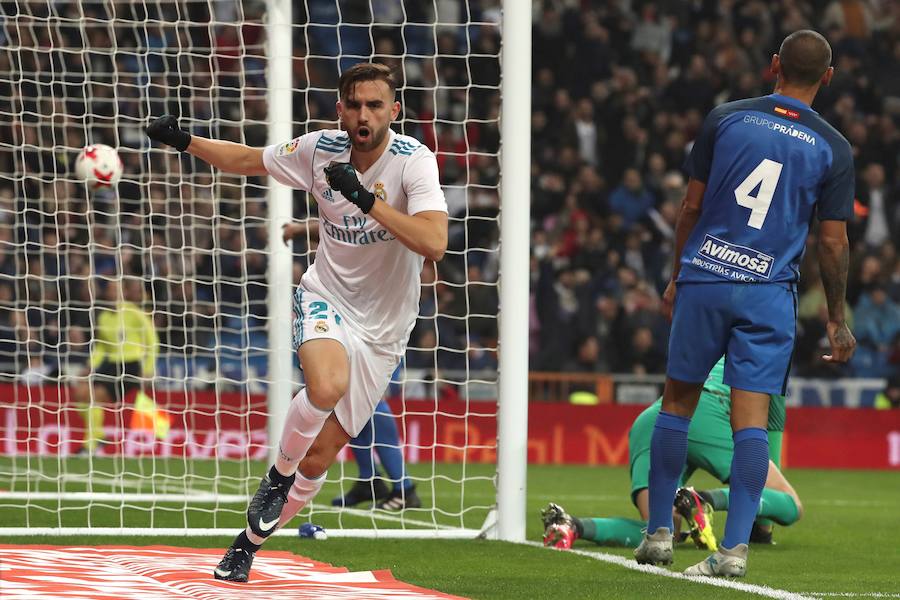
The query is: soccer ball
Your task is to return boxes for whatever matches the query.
[74,144,123,190]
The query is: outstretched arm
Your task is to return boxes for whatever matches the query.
[185,137,267,176]
[147,115,267,176]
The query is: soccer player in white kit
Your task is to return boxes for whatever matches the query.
[147,63,448,582]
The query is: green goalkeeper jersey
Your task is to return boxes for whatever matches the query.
[702,357,786,433]
[628,357,788,496]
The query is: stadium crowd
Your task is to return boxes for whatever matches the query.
[526,0,900,381]
[0,0,898,388]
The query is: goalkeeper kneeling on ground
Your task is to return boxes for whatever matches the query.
[541,357,803,551]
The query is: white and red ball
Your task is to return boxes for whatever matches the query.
[74,144,123,190]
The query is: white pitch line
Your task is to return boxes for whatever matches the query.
[0,491,249,503]
[523,541,817,600]
[0,526,480,539]
[804,594,900,598]
[314,506,463,531]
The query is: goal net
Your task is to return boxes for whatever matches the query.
[0,0,502,538]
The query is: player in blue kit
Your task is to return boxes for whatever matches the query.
[634,30,857,577]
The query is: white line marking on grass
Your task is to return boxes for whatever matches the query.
[0,526,480,538]
[464,492,622,502]
[524,541,817,600]
[805,594,900,598]
[0,491,249,503]
[2,467,252,500]
[317,506,462,531]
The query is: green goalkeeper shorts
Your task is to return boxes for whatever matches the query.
[628,394,735,505]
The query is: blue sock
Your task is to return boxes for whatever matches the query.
[371,400,411,491]
[647,411,691,534]
[723,427,769,549]
[350,419,376,480]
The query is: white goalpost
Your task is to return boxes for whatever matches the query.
[0,0,528,541]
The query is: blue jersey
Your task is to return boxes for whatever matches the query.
[680,94,854,284]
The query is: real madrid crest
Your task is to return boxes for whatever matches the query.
[314,320,329,333]
[374,182,387,203]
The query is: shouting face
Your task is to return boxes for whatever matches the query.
[337,79,400,152]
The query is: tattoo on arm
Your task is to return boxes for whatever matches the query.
[819,240,849,322]
[832,324,854,347]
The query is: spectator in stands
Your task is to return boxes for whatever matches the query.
[535,259,590,371]
[4,0,899,383]
[856,163,892,247]
[608,169,656,228]
[620,326,666,375]
[564,334,610,374]
[852,284,900,377]
[0,282,17,373]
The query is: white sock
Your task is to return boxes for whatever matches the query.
[278,470,327,529]
[274,387,331,477]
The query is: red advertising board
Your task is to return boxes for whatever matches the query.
[1,385,897,469]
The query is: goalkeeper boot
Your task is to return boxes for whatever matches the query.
[247,469,294,538]
[376,484,422,511]
[750,521,775,544]
[332,478,390,508]
[634,527,674,565]
[684,543,748,577]
[540,502,577,549]
[214,546,255,582]
[675,486,717,551]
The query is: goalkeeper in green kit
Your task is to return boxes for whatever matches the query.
[541,357,803,550]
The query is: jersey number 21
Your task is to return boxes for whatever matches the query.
[734,158,783,230]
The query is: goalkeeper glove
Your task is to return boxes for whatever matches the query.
[146,115,192,152]
[324,161,375,214]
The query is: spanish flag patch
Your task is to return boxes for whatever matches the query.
[774,106,800,119]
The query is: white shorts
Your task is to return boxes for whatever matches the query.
[291,287,403,437]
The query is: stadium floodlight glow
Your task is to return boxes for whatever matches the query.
[0,0,521,540]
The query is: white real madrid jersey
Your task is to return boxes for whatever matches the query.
[263,129,447,345]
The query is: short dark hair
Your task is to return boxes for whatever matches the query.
[338,62,397,100]
[778,30,832,86]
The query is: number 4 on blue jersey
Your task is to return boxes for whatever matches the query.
[679,93,855,284]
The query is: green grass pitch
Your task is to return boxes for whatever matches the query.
[2,458,898,599]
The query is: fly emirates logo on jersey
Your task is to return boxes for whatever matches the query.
[322,213,397,245]
[694,234,775,281]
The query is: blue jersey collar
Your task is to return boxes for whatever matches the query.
[768,93,817,113]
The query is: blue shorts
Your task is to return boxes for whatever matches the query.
[667,282,797,395]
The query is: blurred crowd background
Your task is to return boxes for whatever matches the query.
[527,0,900,383]
[0,0,897,392]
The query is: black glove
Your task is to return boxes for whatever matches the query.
[146,115,192,152]
[324,161,376,214]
